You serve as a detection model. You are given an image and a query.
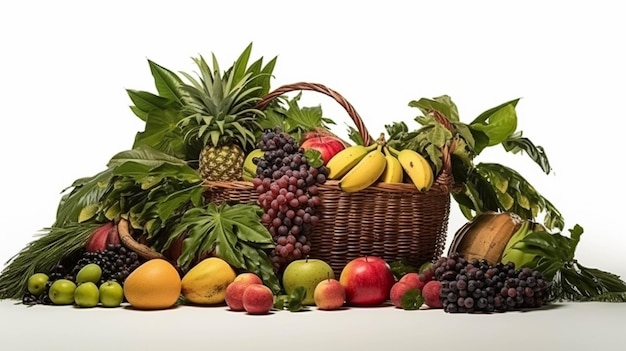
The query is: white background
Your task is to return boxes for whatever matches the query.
[1,1,625,281]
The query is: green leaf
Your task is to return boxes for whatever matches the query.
[469,103,517,148]
[54,168,114,227]
[172,203,276,273]
[148,59,186,102]
[390,260,417,279]
[239,244,281,294]
[400,288,424,310]
[567,224,583,259]
[513,231,565,260]
[502,131,552,174]
[304,149,323,168]
[126,90,172,121]
[133,109,188,159]
[408,96,456,122]
[287,286,309,312]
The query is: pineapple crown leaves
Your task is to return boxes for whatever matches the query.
[177,44,277,151]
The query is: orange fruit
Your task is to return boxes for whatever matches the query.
[123,258,181,310]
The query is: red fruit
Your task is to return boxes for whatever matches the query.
[226,282,253,311]
[419,267,434,284]
[339,256,395,306]
[86,222,115,252]
[107,224,120,246]
[399,273,424,290]
[389,281,417,308]
[242,284,274,315]
[300,136,346,165]
[421,280,443,308]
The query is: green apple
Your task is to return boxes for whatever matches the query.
[76,263,102,284]
[282,258,335,305]
[74,282,99,308]
[48,279,77,305]
[99,281,124,307]
[27,273,49,296]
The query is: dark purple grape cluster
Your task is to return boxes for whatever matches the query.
[252,128,328,271]
[71,244,142,286]
[434,253,550,313]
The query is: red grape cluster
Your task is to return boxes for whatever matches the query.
[252,128,328,270]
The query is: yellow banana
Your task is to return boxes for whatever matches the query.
[338,145,387,192]
[327,143,377,180]
[396,148,434,191]
[379,147,404,183]
[243,148,264,176]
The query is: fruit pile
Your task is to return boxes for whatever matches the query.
[3,43,626,315]
[23,263,125,308]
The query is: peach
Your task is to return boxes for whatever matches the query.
[422,280,442,308]
[225,282,251,311]
[390,281,418,308]
[242,284,274,314]
[399,273,423,290]
[233,272,263,285]
[314,278,346,310]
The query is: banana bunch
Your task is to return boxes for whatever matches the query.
[500,220,546,268]
[328,143,386,192]
[326,138,435,192]
[390,147,434,191]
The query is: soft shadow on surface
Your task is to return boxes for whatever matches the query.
[518,303,566,313]
[123,304,181,311]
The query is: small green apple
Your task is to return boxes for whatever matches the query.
[48,279,77,305]
[282,258,335,305]
[99,281,124,307]
[76,263,102,284]
[27,273,49,296]
[74,282,99,308]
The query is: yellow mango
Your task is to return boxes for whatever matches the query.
[181,257,236,305]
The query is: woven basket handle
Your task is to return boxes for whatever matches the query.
[431,110,455,188]
[255,82,373,146]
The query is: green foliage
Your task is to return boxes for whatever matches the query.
[454,163,564,230]
[274,286,309,312]
[128,43,277,162]
[259,93,336,143]
[177,43,276,153]
[167,203,280,293]
[401,289,424,310]
[515,225,626,302]
[0,224,99,299]
[386,94,560,229]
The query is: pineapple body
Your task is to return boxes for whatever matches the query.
[199,145,245,181]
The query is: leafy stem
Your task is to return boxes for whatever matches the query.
[515,225,626,302]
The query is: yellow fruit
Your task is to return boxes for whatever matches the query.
[123,259,181,310]
[181,257,237,305]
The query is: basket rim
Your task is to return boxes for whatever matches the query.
[203,179,460,195]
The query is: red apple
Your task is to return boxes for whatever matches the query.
[300,135,346,165]
[314,278,346,310]
[339,256,395,306]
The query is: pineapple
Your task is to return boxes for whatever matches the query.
[179,44,276,181]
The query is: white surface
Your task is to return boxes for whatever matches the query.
[1,300,625,351]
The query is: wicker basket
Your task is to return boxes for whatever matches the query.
[203,82,455,276]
